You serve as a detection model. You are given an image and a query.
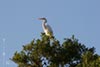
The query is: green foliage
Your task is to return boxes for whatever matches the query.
[11,33,100,67]
[77,51,100,67]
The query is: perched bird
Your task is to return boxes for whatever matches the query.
[38,17,53,38]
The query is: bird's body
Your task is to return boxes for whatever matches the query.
[42,23,53,37]
[38,18,53,37]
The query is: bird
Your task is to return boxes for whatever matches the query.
[38,17,53,38]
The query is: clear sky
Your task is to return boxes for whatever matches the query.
[0,0,100,67]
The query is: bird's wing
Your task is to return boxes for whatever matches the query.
[46,24,53,34]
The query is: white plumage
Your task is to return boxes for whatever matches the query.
[38,18,53,37]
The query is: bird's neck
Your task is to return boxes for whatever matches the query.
[42,20,47,29]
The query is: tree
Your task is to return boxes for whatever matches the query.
[77,50,100,67]
[11,33,100,67]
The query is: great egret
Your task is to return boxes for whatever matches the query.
[38,17,53,38]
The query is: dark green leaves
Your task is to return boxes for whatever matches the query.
[11,33,100,67]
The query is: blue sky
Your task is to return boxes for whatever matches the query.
[0,0,100,67]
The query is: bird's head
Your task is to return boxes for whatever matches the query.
[38,17,47,23]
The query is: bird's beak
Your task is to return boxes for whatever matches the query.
[38,18,42,20]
